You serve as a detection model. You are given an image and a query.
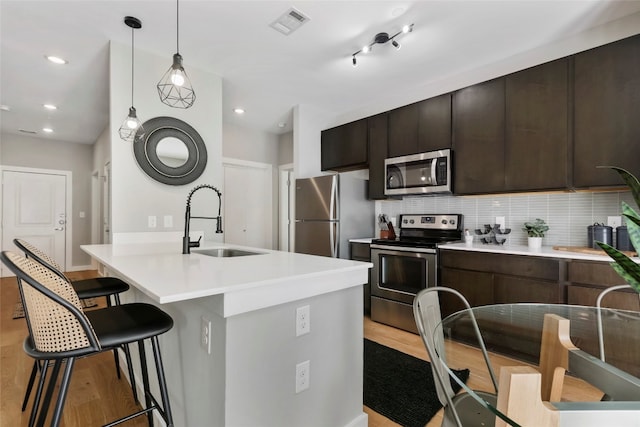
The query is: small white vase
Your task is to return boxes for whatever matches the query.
[528,236,542,249]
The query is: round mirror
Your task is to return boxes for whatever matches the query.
[156,137,189,167]
[133,117,207,186]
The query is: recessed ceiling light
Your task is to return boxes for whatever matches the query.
[0,104,10,111]
[234,108,245,114]
[42,127,54,133]
[43,104,57,110]
[45,55,68,65]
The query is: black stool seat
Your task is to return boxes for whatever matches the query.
[23,303,173,360]
[72,277,130,299]
[87,303,173,349]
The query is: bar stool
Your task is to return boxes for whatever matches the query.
[1,250,174,427]
[12,239,137,416]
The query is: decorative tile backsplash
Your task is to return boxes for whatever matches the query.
[375,191,634,247]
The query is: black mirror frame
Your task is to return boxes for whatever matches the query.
[133,116,207,186]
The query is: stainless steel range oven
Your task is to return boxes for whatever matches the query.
[370,214,463,333]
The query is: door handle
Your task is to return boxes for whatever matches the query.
[54,227,64,231]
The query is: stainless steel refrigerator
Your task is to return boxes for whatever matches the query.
[294,173,373,258]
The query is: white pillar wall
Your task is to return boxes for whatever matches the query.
[109,41,223,240]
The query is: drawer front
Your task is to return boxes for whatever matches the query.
[350,242,370,261]
[440,250,560,281]
[567,260,627,286]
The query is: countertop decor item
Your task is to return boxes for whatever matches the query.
[133,116,207,185]
[524,218,548,249]
[118,16,144,142]
[157,0,195,108]
[595,166,640,294]
[474,224,511,245]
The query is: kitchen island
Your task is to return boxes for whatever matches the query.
[82,241,371,427]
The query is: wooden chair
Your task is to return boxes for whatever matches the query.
[1,250,175,427]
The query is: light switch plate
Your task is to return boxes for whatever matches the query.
[164,215,173,228]
[148,215,157,228]
[607,216,622,228]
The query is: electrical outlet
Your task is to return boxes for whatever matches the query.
[164,215,173,228]
[295,360,310,393]
[607,216,622,228]
[201,316,212,354]
[495,216,506,231]
[148,215,157,228]
[296,305,310,336]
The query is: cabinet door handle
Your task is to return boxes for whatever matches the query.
[54,227,64,231]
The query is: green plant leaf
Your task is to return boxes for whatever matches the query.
[622,202,640,253]
[596,242,640,293]
[597,166,640,209]
[610,263,640,293]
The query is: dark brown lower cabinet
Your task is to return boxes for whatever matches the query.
[350,242,371,314]
[439,250,563,317]
[439,249,639,374]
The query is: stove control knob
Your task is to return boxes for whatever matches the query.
[449,220,455,224]
[403,219,408,224]
[409,219,415,224]
[441,219,447,224]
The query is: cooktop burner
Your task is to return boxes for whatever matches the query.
[373,214,463,248]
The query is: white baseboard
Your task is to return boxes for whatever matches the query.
[67,264,94,272]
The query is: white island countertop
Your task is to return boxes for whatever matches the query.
[82,242,371,317]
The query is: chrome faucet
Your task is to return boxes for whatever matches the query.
[183,184,223,254]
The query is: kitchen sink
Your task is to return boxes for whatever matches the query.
[192,248,264,257]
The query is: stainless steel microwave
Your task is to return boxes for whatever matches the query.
[384,149,452,196]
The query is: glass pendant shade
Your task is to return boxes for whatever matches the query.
[119,107,144,142]
[157,53,196,108]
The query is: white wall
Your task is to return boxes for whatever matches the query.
[109,41,223,241]
[293,104,333,179]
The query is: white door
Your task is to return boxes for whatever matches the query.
[223,160,272,249]
[1,169,67,276]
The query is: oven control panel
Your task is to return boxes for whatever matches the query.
[400,214,461,230]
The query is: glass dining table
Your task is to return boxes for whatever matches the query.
[433,303,640,427]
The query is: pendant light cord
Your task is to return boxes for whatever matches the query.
[131,26,134,107]
[176,0,180,54]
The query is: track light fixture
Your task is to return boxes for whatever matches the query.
[119,16,144,143]
[157,0,196,108]
[351,23,413,67]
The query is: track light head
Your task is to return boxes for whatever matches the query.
[392,40,400,50]
[352,56,357,67]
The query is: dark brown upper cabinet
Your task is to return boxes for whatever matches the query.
[387,103,419,158]
[453,78,506,194]
[320,118,368,171]
[388,95,452,158]
[573,34,640,188]
[367,113,389,200]
[417,93,452,152]
[504,58,569,191]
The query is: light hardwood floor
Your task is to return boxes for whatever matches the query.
[1,271,600,426]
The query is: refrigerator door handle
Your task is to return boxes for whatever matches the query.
[331,221,339,258]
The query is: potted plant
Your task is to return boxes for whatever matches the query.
[595,167,640,294]
[523,218,549,249]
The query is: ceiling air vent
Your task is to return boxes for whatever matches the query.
[19,129,37,134]
[269,7,310,35]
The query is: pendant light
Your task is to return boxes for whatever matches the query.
[119,16,144,142]
[157,0,196,108]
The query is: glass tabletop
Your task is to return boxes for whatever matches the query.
[433,303,640,426]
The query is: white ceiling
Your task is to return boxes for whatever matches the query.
[2,1,640,145]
